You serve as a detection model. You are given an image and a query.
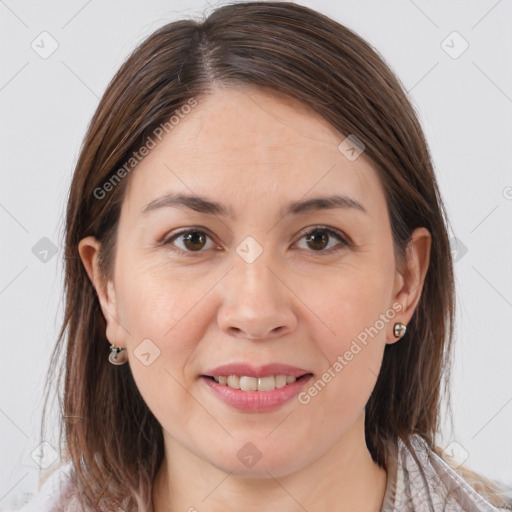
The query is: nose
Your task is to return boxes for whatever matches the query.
[216,252,297,340]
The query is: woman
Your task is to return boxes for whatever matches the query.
[16,2,512,511]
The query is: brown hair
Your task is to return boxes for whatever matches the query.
[41,1,506,510]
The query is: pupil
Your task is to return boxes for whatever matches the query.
[306,230,328,251]
[183,231,205,251]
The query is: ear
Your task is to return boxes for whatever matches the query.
[78,236,126,349]
[387,227,431,344]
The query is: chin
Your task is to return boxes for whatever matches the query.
[206,447,307,479]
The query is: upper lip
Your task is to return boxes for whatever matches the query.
[203,363,313,378]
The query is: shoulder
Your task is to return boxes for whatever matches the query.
[381,434,512,512]
[6,462,87,512]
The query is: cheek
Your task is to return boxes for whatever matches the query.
[305,264,393,352]
[116,255,213,340]
[297,261,393,413]
[114,259,214,389]
[115,267,215,427]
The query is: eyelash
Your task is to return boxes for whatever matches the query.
[162,226,351,257]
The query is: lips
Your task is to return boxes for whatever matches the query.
[200,363,314,409]
[201,371,314,411]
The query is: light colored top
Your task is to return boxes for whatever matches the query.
[381,435,512,511]
[6,434,512,511]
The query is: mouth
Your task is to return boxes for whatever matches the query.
[201,362,314,393]
[200,370,314,412]
[201,373,314,392]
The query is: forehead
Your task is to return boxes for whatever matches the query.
[122,85,384,217]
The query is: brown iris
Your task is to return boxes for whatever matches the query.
[305,230,329,251]
[182,231,207,251]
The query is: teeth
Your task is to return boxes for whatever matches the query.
[240,376,258,391]
[275,375,287,388]
[256,376,275,391]
[211,374,300,391]
[227,375,240,389]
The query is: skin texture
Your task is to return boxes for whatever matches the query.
[79,85,431,512]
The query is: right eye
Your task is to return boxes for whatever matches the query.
[163,229,219,255]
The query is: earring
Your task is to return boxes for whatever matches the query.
[109,344,128,365]
[393,322,407,339]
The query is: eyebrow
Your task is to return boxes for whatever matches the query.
[141,192,367,218]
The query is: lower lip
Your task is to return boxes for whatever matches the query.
[200,374,313,412]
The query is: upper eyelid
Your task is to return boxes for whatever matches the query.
[164,227,221,245]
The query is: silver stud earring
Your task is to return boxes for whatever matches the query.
[109,344,128,365]
[393,322,407,339]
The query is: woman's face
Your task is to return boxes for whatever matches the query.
[80,85,429,478]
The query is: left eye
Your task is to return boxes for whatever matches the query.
[163,227,348,255]
[294,227,348,253]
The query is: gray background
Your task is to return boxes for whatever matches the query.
[1,0,511,509]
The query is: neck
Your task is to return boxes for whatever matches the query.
[151,413,387,512]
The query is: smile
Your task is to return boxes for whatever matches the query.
[208,374,304,391]
[201,374,314,412]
